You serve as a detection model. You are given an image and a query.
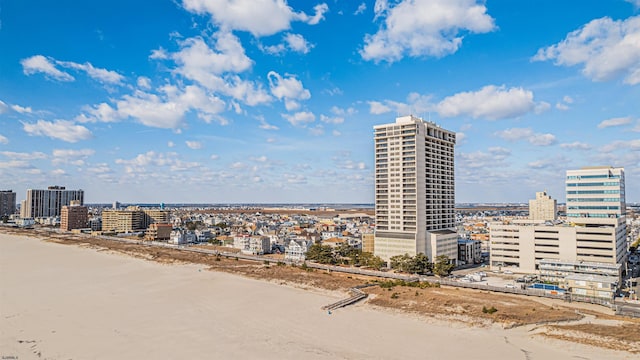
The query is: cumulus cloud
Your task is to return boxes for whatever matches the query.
[156,33,271,106]
[600,139,640,153]
[560,141,591,150]
[320,115,344,124]
[597,116,633,128]
[0,151,47,160]
[115,151,200,173]
[437,85,536,120]
[182,0,328,37]
[368,92,433,116]
[20,55,74,81]
[137,76,152,89]
[458,146,511,169]
[268,71,311,110]
[0,134,8,144]
[495,127,557,146]
[355,2,367,15]
[284,33,312,54]
[23,120,92,143]
[56,60,124,84]
[186,140,203,149]
[361,0,496,62]
[11,104,33,114]
[52,148,95,166]
[82,85,227,129]
[283,111,315,126]
[0,100,8,114]
[257,116,279,130]
[533,15,640,85]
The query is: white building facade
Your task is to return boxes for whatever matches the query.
[373,115,456,263]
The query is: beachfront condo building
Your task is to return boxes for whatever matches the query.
[0,190,16,217]
[373,115,457,263]
[60,202,89,231]
[102,207,170,233]
[529,190,557,221]
[20,186,84,218]
[490,166,627,282]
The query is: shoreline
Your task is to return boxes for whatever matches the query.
[1,231,637,359]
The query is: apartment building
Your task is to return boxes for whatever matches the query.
[0,190,16,217]
[373,115,457,263]
[102,207,170,233]
[60,202,88,231]
[20,186,84,218]
[529,191,557,221]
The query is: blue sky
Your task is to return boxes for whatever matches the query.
[1,0,639,204]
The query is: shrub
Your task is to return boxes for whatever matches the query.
[391,292,399,299]
[482,306,498,314]
[277,261,285,266]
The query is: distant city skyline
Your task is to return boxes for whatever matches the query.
[1,1,639,203]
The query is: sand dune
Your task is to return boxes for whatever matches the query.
[0,233,632,359]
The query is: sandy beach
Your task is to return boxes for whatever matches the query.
[0,233,633,359]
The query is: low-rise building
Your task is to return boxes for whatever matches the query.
[564,274,618,303]
[145,223,173,241]
[285,240,311,262]
[458,239,482,265]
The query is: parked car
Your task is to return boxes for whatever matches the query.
[505,283,516,289]
[503,270,513,275]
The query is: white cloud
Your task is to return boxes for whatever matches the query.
[320,115,344,124]
[597,116,633,128]
[368,101,391,114]
[533,15,640,85]
[182,0,328,37]
[0,151,47,160]
[361,0,496,62]
[159,33,271,106]
[627,0,640,8]
[56,60,124,85]
[355,2,367,15]
[284,33,312,54]
[210,154,220,160]
[332,130,341,136]
[495,127,557,146]
[137,76,152,89]
[52,148,95,165]
[283,111,315,126]
[23,120,92,143]
[268,71,311,110]
[560,141,591,150]
[437,85,536,120]
[556,103,569,111]
[534,101,551,114]
[257,116,279,130]
[20,55,74,81]
[168,141,175,148]
[0,134,8,145]
[92,84,226,129]
[11,104,32,114]
[0,100,8,114]
[115,151,200,173]
[601,139,640,152]
[309,125,324,136]
[633,120,640,132]
[186,140,203,149]
[563,96,574,104]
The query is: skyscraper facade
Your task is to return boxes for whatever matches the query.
[0,190,16,217]
[21,186,84,218]
[373,115,457,262]
[566,166,627,265]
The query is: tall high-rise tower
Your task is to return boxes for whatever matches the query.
[373,115,457,262]
[21,186,84,218]
[566,166,627,265]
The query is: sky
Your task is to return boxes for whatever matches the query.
[1,0,639,204]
